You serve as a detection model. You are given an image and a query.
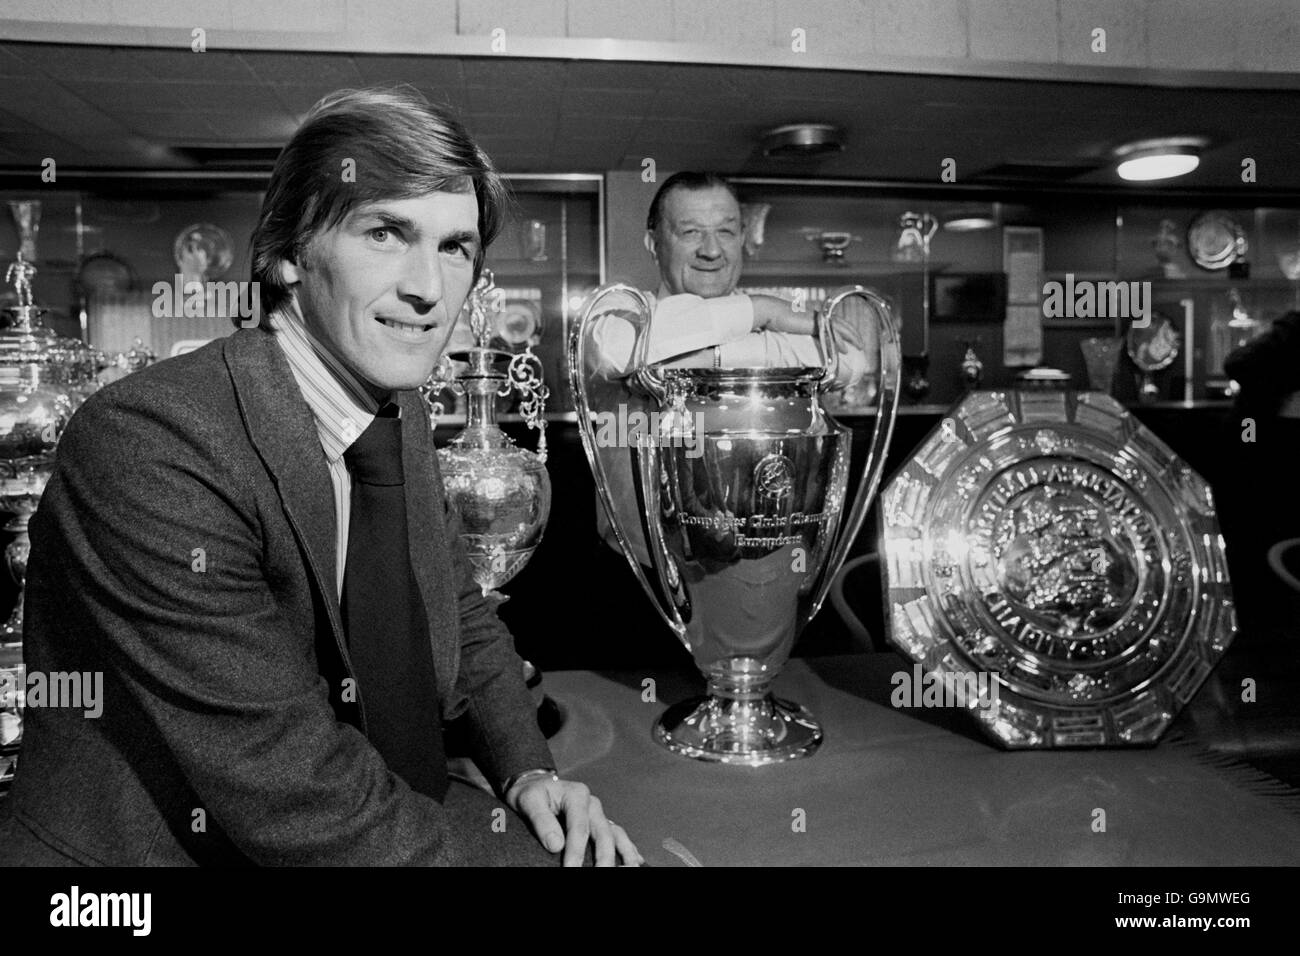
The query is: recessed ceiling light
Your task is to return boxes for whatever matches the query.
[1113,137,1206,182]
[940,203,1000,231]
[943,213,996,231]
[760,123,843,159]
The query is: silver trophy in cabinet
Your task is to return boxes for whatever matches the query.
[1126,312,1180,402]
[421,269,551,602]
[0,214,79,643]
[0,252,76,788]
[570,285,901,764]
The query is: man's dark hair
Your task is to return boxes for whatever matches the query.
[250,85,507,321]
[645,171,741,234]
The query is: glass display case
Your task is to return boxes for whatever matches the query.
[1114,204,1299,401]
[439,175,602,419]
[1,176,603,411]
[701,181,1300,407]
[0,177,604,640]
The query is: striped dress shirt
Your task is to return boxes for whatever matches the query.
[266,296,385,601]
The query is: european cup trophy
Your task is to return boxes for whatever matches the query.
[569,286,901,764]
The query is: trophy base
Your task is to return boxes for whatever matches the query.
[653,694,823,766]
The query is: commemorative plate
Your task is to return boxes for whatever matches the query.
[879,390,1236,748]
[1186,210,1247,271]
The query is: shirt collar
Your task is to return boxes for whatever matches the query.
[267,294,387,464]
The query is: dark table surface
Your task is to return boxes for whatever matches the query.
[536,641,1300,867]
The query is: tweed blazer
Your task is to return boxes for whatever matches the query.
[0,326,552,865]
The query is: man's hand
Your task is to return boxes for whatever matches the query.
[823,288,881,391]
[508,776,644,866]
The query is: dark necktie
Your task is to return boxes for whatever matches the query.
[342,402,448,801]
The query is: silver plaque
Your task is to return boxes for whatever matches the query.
[879,390,1236,748]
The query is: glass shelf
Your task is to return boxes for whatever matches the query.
[739,261,950,278]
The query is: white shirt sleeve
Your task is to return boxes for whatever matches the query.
[715,327,868,384]
[717,331,824,369]
[587,293,754,377]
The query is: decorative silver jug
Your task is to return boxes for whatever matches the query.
[422,270,550,601]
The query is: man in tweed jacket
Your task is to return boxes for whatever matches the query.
[0,87,639,867]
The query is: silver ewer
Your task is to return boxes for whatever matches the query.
[421,270,550,602]
[569,285,901,764]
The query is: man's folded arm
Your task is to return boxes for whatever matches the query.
[31,388,464,865]
[586,292,754,376]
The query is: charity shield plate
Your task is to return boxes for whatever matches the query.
[879,390,1236,748]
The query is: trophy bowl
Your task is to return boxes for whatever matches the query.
[570,285,900,764]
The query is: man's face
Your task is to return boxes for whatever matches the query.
[281,187,480,397]
[650,185,744,299]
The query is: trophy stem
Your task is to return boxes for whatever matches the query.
[653,656,823,765]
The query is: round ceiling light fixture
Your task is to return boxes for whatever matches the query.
[1114,136,1207,182]
[760,123,844,159]
[942,204,1000,232]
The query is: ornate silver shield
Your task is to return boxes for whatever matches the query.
[879,390,1236,748]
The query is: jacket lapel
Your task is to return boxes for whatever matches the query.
[223,327,458,712]
[221,329,351,695]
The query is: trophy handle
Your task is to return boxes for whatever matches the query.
[507,350,549,463]
[804,286,902,621]
[567,283,689,643]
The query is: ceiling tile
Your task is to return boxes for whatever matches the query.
[241,51,365,87]
[110,112,220,141]
[0,44,47,78]
[647,88,750,122]
[0,46,1295,191]
[463,85,561,114]
[461,58,566,90]
[560,88,651,119]
[555,114,642,142]
[166,82,288,113]
[565,61,668,93]
[352,54,466,88]
[0,77,130,139]
[62,81,192,113]
[140,48,262,83]
[5,43,159,81]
